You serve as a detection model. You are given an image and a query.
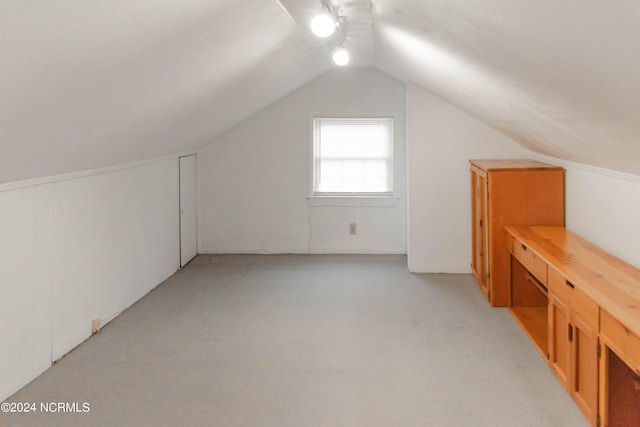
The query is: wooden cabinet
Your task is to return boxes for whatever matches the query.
[548,267,599,424]
[470,160,564,306]
[505,226,640,427]
[508,226,599,424]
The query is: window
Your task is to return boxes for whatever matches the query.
[312,117,394,196]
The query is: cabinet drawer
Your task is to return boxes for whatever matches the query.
[547,267,599,329]
[548,266,572,304]
[512,239,548,284]
[601,309,640,372]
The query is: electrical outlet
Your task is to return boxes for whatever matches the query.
[349,222,357,235]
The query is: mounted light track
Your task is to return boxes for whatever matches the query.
[277,0,360,66]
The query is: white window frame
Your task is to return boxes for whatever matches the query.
[308,113,397,206]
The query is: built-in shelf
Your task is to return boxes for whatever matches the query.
[510,307,548,358]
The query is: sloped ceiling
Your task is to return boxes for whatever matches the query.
[0,0,332,183]
[374,0,640,175]
[2,0,640,183]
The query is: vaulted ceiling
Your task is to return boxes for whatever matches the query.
[2,0,639,183]
[375,1,640,175]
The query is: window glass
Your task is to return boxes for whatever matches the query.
[312,117,393,195]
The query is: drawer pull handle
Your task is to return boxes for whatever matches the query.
[566,281,575,289]
[521,244,527,251]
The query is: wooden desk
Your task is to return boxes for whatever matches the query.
[505,226,640,427]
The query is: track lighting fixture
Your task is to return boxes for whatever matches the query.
[310,0,350,66]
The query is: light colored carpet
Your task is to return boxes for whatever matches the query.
[2,255,587,426]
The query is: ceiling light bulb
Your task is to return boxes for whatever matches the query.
[332,47,350,66]
[310,12,336,38]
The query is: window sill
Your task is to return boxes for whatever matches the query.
[307,196,400,207]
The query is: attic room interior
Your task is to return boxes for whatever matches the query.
[1,0,640,425]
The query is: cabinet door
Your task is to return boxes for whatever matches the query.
[570,313,598,425]
[549,294,570,390]
[470,169,488,295]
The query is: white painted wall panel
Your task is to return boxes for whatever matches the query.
[0,185,53,402]
[198,68,406,254]
[309,206,405,254]
[51,159,179,360]
[407,85,640,274]
[0,158,180,401]
[406,83,529,272]
[129,160,181,301]
[532,155,640,270]
[567,170,640,268]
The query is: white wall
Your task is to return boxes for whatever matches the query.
[0,158,180,401]
[406,83,529,272]
[406,81,640,274]
[532,154,640,270]
[198,68,406,254]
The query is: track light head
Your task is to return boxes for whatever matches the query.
[332,47,350,66]
[310,12,336,38]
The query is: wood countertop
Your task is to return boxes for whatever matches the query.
[470,159,564,171]
[504,226,640,338]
